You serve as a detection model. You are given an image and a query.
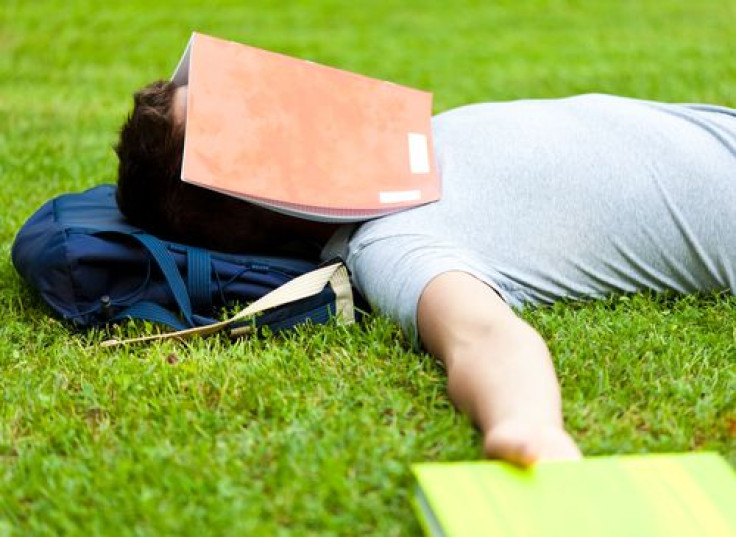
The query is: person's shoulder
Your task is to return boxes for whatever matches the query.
[430,101,514,138]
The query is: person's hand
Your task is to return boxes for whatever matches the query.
[483,419,582,467]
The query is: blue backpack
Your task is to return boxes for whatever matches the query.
[11,185,357,342]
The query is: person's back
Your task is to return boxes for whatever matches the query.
[331,94,736,339]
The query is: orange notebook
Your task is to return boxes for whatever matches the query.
[171,32,441,222]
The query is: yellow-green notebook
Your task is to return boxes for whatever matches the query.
[411,453,736,537]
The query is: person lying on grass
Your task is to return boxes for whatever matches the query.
[115,80,736,467]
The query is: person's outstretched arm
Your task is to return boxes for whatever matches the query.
[417,271,581,466]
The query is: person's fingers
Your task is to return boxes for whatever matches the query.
[484,427,541,468]
[483,422,583,467]
[538,437,583,462]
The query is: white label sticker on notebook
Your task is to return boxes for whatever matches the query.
[379,190,422,204]
[407,132,430,174]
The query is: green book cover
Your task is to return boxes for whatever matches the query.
[411,452,736,537]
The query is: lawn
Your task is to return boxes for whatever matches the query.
[1,0,735,535]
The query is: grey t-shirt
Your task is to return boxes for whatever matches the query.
[322,94,736,340]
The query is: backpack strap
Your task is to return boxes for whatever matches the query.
[186,246,213,313]
[130,232,196,326]
[111,301,192,331]
[100,232,219,330]
[100,261,353,347]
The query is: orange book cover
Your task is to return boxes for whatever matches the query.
[171,32,441,222]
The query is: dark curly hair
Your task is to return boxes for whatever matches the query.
[114,80,324,257]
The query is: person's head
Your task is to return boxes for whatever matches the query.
[115,80,329,256]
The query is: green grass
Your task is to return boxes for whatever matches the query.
[2,0,735,534]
